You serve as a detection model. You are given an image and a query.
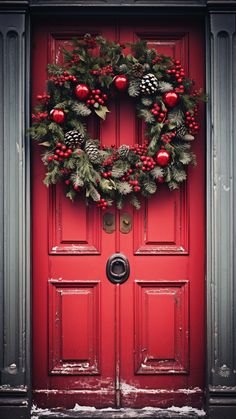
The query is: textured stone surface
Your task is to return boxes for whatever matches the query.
[36,407,205,419]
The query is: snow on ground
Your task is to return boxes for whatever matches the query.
[31,403,206,418]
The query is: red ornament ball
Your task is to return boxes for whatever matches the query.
[114,75,129,91]
[75,84,90,100]
[50,109,65,124]
[156,149,170,167]
[162,91,179,108]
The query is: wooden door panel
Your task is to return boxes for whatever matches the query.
[134,280,189,375]
[49,187,101,254]
[133,187,188,254]
[49,280,100,375]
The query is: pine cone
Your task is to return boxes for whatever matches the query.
[131,63,145,78]
[65,130,84,149]
[140,73,158,95]
[118,145,130,159]
[85,140,100,163]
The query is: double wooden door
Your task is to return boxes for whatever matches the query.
[32,17,205,409]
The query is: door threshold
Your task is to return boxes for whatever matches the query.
[33,406,206,419]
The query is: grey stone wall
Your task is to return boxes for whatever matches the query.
[0,9,30,419]
[207,10,236,419]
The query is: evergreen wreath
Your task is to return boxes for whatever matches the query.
[30,34,204,210]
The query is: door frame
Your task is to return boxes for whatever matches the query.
[0,2,236,419]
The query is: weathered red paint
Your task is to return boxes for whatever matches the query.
[32,17,205,409]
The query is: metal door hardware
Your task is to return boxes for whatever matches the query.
[120,213,132,234]
[106,253,130,284]
[103,212,115,233]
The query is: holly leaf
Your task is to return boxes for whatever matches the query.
[39,141,51,147]
[95,106,110,120]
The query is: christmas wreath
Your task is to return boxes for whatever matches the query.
[30,34,204,210]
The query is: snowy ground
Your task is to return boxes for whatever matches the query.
[31,404,206,418]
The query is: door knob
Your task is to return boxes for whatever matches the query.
[103,212,115,233]
[106,253,130,284]
[120,213,132,234]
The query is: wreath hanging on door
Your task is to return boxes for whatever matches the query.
[30,34,204,209]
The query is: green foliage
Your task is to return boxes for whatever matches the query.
[128,79,141,97]
[30,33,204,209]
[72,102,92,117]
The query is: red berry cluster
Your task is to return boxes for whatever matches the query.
[102,170,112,178]
[151,103,167,123]
[121,168,134,181]
[152,56,163,65]
[36,92,50,103]
[129,179,141,193]
[86,89,108,107]
[138,155,156,172]
[97,198,108,210]
[120,169,141,192]
[166,59,185,93]
[84,36,97,49]
[32,112,48,122]
[101,65,113,75]
[90,65,113,76]
[50,71,77,86]
[161,131,176,144]
[70,54,80,65]
[185,108,199,134]
[48,142,73,162]
[131,142,148,156]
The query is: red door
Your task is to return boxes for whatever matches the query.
[32,17,205,409]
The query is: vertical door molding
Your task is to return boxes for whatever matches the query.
[207,11,236,418]
[0,8,30,419]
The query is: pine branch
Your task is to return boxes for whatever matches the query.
[116,195,125,210]
[179,152,193,165]
[158,81,173,93]
[68,119,87,137]
[141,97,153,107]
[128,79,141,98]
[150,166,164,179]
[87,184,101,202]
[129,194,141,210]
[44,165,61,185]
[72,102,92,117]
[48,122,64,140]
[70,172,85,187]
[171,167,187,182]
[66,189,77,201]
[111,160,129,178]
[168,181,179,190]
[142,178,157,195]
[30,125,48,141]
[138,108,155,124]
[116,181,133,195]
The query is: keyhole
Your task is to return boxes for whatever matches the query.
[113,260,124,275]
